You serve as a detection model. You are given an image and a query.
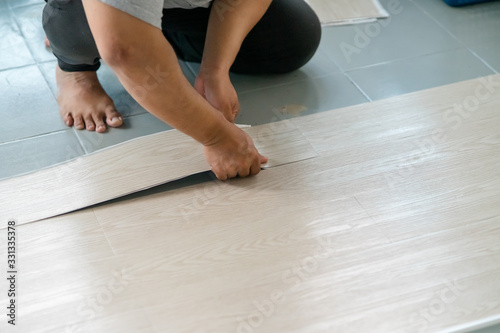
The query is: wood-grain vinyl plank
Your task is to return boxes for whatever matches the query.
[0,122,317,226]
[306,0,388,25]
[1,75,499,332]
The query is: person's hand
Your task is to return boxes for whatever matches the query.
[203,122,268,181]
[195,69,240,123]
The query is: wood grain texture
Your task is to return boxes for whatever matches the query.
[0,122,317,226]
[306,0,389,26]
[1,75,500,333]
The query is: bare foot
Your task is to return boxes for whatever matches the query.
[56,66,123,133]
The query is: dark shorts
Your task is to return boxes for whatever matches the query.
[42,0,321,74]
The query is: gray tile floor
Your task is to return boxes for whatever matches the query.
[1,0,500,331]
[2,0,499,181]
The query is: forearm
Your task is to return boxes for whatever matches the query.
[201,0,272,74]
[82,0,230,145]
[112,37,229,145]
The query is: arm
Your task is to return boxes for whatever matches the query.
[81,0,267,180]
[194,0,272,122]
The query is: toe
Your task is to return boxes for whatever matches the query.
[93,115,107,133]
[73,115,85,130]
[105,106,123,128]
[84,115,95,131]
[63,114,74,127]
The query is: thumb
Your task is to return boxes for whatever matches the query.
[259,154,268,164]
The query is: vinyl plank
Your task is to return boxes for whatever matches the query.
[0,210,143,333]
[306,0,388,25]
[118,215,500,333]
[4,74,500,332]
[0,123,318,226]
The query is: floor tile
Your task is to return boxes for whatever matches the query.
[320,0,461,71]
[346,47,495,100]
[0,130,85,180]
[7,0,40,8]
[471,322,500,333]
[0,65,66,143]
[12,3,54,63]
[236,72,368,126]
[75,112,172,153]
[0,6,35,70]
[470,43,500,73]
[186,48,340,94]
[411,0,500,47]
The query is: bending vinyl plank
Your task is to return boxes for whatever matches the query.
[0,122,317,226]
[306,0,389,26]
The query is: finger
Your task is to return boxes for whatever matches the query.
[194,76,206,97]
[238,166,250,178]
[233,101,241,122]
[213,167,227,181]
[250,158,262,176]
[227,169,238,179]
[260,154,269,164]
[222,106,234,122]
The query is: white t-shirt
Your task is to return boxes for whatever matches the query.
[99,0,213,29]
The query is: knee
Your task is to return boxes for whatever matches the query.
[43,0,101,67]
[268,0,322,73]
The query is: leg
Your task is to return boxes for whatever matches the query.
[161,0,321,74]
[43,0,123,132]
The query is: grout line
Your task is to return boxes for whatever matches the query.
[236,71,335,96]
[342,46,467,73]
[467,48,499,74]
[0,129,70,146]
[72,127,91,155]
[408,0,467,48]
[343,72,372,102]
[0,62,37,73]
